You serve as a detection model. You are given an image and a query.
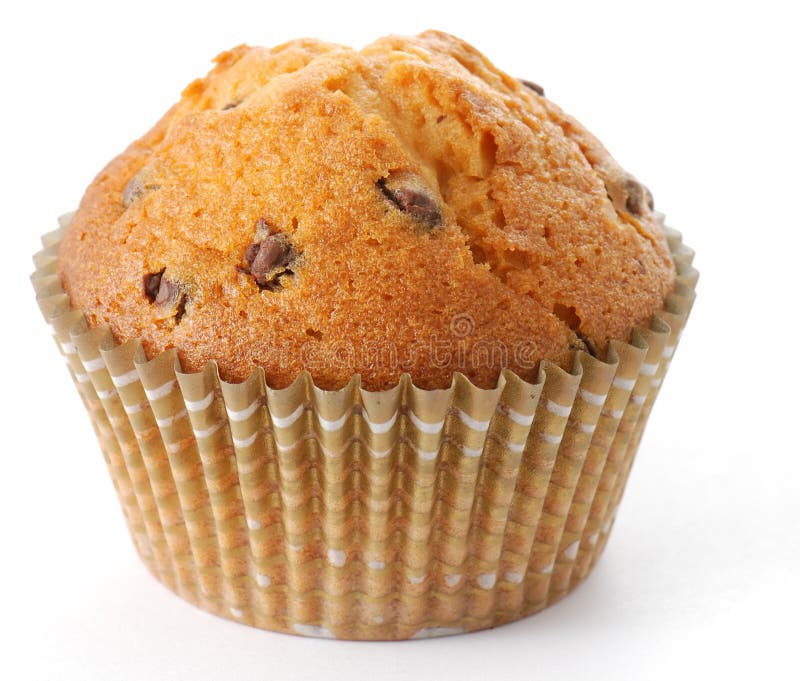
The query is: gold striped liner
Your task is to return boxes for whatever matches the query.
[31,215,697,640]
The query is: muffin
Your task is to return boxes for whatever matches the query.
[58,31,674,390]
[32,30,697,640]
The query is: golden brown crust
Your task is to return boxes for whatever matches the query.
[59,31,674,390]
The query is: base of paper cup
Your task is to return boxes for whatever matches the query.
[32,213,697,641]
[136,527,605,640]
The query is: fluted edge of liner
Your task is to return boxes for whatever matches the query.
[31,212,697,640]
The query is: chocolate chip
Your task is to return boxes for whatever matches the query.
[623,178,649,216]
[123,170,160,208]
[644,186,655,211]
[243,242,261,266]
[605,173,653,218]
[378,173,442,228]
[144,270,187,323]
[143,269,164,302]
[157,281,187,324]
[124,176,146,207]
[222,100,241,110]
[244,234,296,290]
[520,79,545,97]
[154,278,180,306]
[175,298,186,323]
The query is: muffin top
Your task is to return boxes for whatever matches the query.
[59,30,674,390]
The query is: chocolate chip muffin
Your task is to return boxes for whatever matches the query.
[38,30,697,641]
[59,31,674,390]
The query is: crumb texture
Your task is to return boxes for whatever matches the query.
[59,31,674,390]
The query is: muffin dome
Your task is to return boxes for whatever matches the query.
[59,30,674,390]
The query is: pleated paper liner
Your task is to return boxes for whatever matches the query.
[31,212,697,640]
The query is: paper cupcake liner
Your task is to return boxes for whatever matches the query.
[31,213,697,640]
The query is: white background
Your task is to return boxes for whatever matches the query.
[1,1,798,679]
